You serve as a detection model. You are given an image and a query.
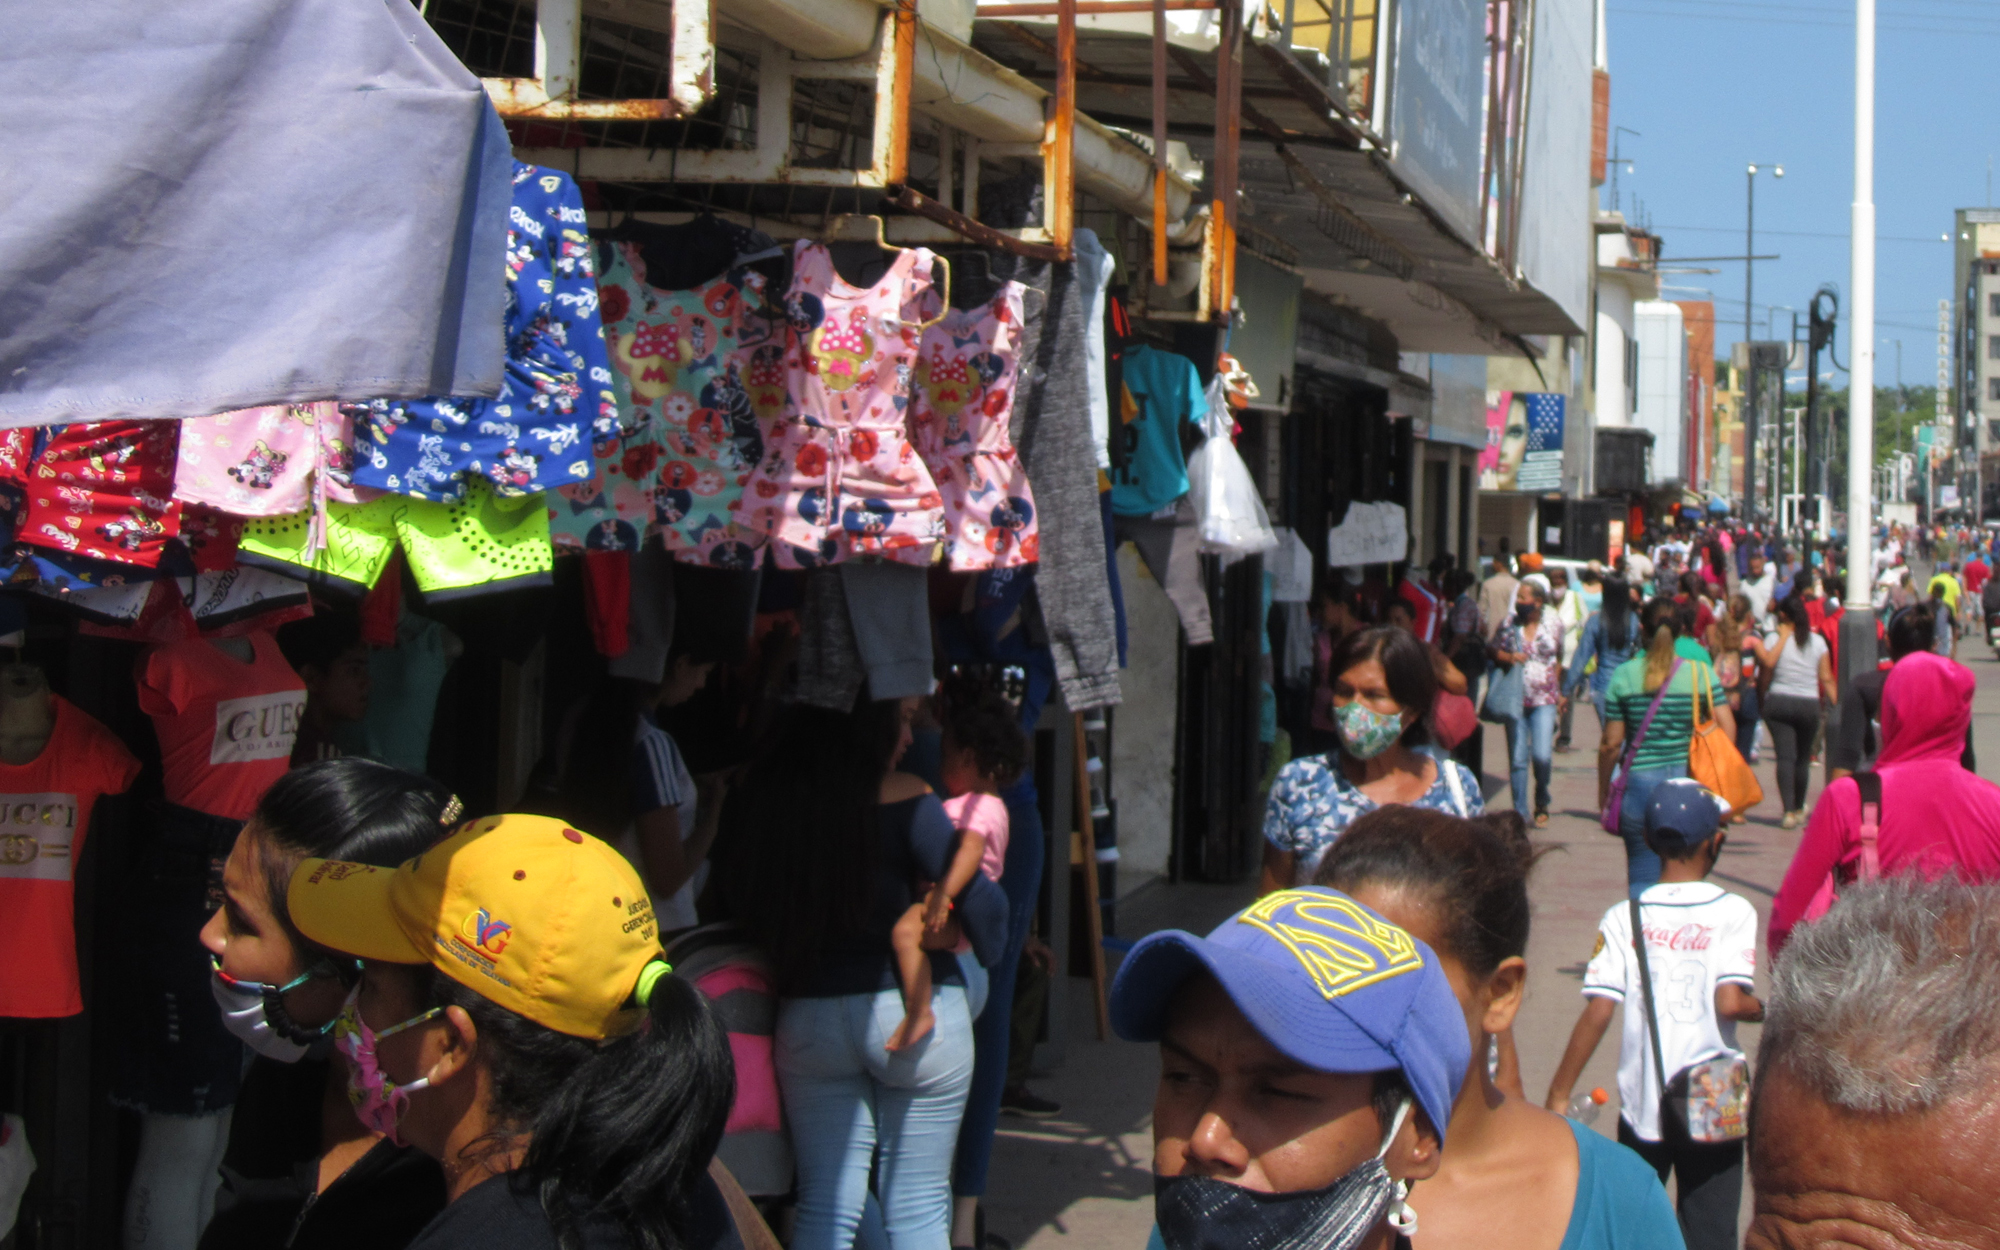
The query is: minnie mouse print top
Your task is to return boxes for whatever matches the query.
[740,241,947,568]
[908,281,1039,570]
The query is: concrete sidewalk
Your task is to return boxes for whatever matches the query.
[983,640,2000,1249]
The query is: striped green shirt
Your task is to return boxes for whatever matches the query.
[1605,654,1715,772]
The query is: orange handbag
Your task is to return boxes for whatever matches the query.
[1688,664,1763,815]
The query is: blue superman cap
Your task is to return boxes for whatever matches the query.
[1110,887,1469,1143]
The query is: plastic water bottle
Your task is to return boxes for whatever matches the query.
[1565,1088,1609,1126]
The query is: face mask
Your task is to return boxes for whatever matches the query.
[333,986,442,1146]
[1516,603,1538,622]
[1334,700,1403,760]
[1156,1100,1418,1250]
[209,958,344,1063]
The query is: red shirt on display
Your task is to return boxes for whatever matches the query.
[1397,579,1441,643]
[0,697,141,1017]
[138,634,304,821]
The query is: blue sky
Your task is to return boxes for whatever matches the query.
[1605,0,2000,386]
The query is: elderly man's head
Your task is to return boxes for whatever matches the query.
[1749,877,2000,1248]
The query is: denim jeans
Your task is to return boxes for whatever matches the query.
[953,772,1047,1198]
[1618,764,1687,897]
[1734,682,1761,759]
[1507,703,1558,818]
[777,985,976,1250]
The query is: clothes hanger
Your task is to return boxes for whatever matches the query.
[946,247,1046,313]
[822,212,893,249]
[819,213,953,327]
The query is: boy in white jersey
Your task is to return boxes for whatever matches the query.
[1544,779,1763,1250]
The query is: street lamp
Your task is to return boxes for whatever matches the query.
[1747,162,1785,345]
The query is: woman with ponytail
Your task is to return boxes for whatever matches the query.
[283,813,759,1250]
[199,759,459,1250]
[1563,577,1640,747]
[1598,598,1733,894]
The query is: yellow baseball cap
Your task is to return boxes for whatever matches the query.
[288,814,662,1040]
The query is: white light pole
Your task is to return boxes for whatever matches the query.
[1842,0,1876,675]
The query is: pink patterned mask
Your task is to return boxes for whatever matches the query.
[332,986,442,1146]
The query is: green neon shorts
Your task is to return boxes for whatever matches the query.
[238,478,553,600]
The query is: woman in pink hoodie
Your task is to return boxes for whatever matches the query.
[1770,652,2000,955]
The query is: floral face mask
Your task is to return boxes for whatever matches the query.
[1335,700,1404,759]
[332,985,442,1146]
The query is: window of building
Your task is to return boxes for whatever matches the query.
[1989,377,2000,402]
[1989,335,2000,360]
[1990,292,2000,317]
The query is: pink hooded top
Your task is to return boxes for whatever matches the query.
[1769,652,2000,955]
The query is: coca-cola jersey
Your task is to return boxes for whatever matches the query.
[138,634,304,821]
[0,697,141,1016]
[1581,881,1758,1141]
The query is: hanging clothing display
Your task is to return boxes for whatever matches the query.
[1115,498,1214,645]
[795,567,865,711]
[1109,345,1206,517]
[910,283,1040,571]
[351,163,618,503]
[0,697,141,1018]
[237,478,552,600]
[138,634,304,822]
[359,612,458,774]
[993,256,1121,710]
[742,242,946,568]
[1072,229,1116,473]
[2,0,513,426]
[611,215,783,293]
[581,242,776,568]
[839,561,933,700]
[173,402,356,518]
[19,422,183,569]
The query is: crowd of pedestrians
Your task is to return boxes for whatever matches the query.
[1218,509,2000,1249]
[156,507,2000,1250]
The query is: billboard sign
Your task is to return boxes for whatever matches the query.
[1388,0,1486,245]
[1481,392,1565,490]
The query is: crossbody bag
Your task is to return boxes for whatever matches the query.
[1600,659,1683,835]
[1628,896,1750,1142]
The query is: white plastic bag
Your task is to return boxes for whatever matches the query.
[1187,374,1278,558]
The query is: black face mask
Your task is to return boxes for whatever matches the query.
[1516,604,1538,623]
[1154,1101,1416,1250]
[1155,1162,1395,1250]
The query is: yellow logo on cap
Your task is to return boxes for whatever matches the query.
[1237,890,1424,1000]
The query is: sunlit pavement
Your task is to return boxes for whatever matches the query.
[983,630,2000,1249]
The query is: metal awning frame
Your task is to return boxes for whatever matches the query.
[494,0,1093,260]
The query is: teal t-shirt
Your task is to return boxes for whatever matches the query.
[1560,1120,1687,1250]
[1111,345,1205,517]
[1673,635,1712,665]
[1605,653,1713,773]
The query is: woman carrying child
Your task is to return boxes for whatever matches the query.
[888,679,1029,1051]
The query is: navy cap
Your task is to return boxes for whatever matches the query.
[1644,778,1726,853]
[1109,887,1470,1144]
